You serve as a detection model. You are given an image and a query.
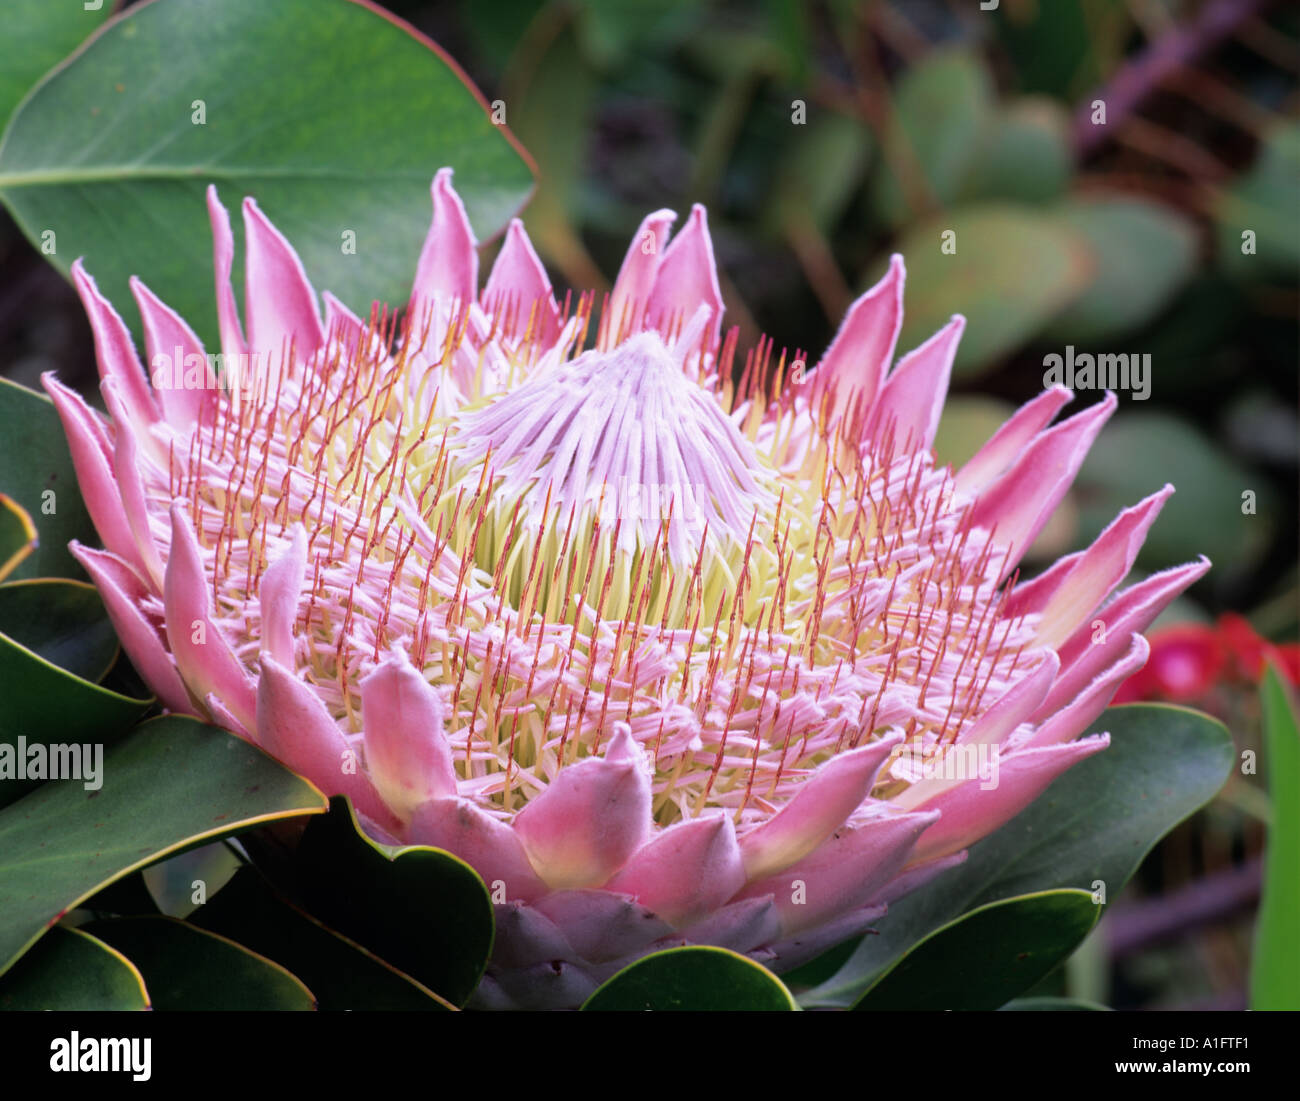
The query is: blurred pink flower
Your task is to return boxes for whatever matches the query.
[46,170,1207,1007]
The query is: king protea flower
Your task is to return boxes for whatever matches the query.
[45,170,1207,1009]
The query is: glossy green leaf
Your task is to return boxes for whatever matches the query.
[193,864,453,1010]
[292,797,493,1007]
[1217,121,1300,280]
[1074,413,1274,576]
[1000,996,1111,1011]
[0,715,327,977]
[0,0,113,130]
[583,946,797,1011]
[853,890,1099,1011]
[958,98,1072,205]
[0,926,148,1011]
[876,205,1091,378]
[0,495,37,584]
[1045,196,1197,343]
[0,377,97,581]
[0,581,150,807]
[84,916,316,1010]
[0,0,534,350]
[798,704,1233,1008]
[0,579,118,683]
[1251,665,1300,1009]
[871,48,993,226]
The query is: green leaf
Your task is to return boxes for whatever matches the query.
[0,579,118,683]
[505,22,599,286]
[0,495,37,584]
[1216,121,1300,280]
[853,890,1099,1011]
[798,704,1234,1008]
[0,581,151,807]
[1045,196,1197,343]
[0,0,534,350]
[84,916,316,1010]
[0,715,327,977]
[577,0,698,68]
[582,946,797,1011]
[760,0,812,85]
[0,377,97,582]
[141,840,243,918]
[876,204,1092,379]
[770,112,872,234]
[958,98,1073,205]
[0,926,148,1011]
[1074,412,1274,577]
[870,48,994,226]
[994,0,1124,101]
[0,0,113,131]
[999,995,1112,1011]
[193,864,454,1010]
[292,797,494,1007]
[1252,665,1300,1009]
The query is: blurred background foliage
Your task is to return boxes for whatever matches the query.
[0,0,1296,1010]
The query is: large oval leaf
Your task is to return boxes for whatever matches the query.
[1044,196,1197,343]
[1216,121,1300,280]
[876,205,1092,379]
[853,890,1099,1011]
[83,916,316,1010]
[0,0,534,349]
[796,704,1233,1008]
[289,796,494,1007]
[193,864,453,1010]
[1074,412,1274,577]
[0,926,148,1011]
[870,48,993,226]
[957,98,1072,206]
[0,378,97,582]
[582,946,797,1011]
[0,0,112,129]
[0,715,327,977]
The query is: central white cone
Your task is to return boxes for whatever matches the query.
[452,331,775,566]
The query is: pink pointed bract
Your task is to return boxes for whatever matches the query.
[47,172,1209,1008]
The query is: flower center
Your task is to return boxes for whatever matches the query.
[443,331,780,626]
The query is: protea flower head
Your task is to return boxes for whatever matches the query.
[45,169,1208,1009]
